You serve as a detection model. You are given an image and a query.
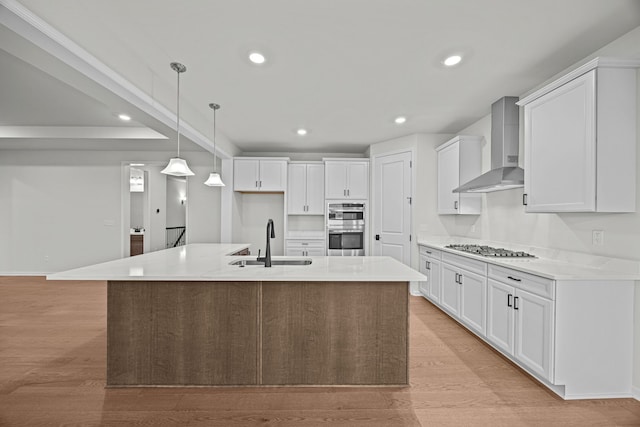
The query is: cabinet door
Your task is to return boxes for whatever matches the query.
[325,162,348,199]
[305,247,326,256]
[514,289,554,382]
[440,263,460,317]
[233,159,260,191]
[427,258,441,303]
[486,279,515,355]
[347,162,369,199]
[306,164,325,214]
[285,247,306,256]
[287,164,308,214]
[259,160,287,191]
[524,70,596,212]
[437,143,460,214]
[459,269,487,336]
[418,254,430,296]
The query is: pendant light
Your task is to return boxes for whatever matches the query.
[204,102,225,186]
[161,62,195,177]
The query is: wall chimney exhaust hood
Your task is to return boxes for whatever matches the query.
[453,96,523,193]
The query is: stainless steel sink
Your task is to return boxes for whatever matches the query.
[230,258,312,267]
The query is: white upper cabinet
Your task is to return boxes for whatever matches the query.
[436,136,482,215]
[518,57,640,213]
[233,158,288,192]
[324,160,369,199]
[287,163,325,215]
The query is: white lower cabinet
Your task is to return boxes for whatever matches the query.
[440,263,461,317]
[514,288,554,381]
[418,246,441,303]
[439,253,487,336]
[419,245,634,399]
[285,239,325,257]
[487,279,554,382]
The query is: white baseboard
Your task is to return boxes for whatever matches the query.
[633,386,640,401]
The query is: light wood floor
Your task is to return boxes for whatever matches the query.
[1,276,639,426]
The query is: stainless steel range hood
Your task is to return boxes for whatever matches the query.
[453,96,524,193]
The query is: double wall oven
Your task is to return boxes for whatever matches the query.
[327,202,365,256]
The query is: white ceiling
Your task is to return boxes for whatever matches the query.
[2,0,640,154]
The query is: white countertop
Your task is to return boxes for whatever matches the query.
[47,243,426,282]
[417,237,640,281]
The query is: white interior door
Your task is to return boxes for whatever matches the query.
[373,151,412,264]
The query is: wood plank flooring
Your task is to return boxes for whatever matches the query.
[1,276,639,426]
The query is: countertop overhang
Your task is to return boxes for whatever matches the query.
[47,243,426,282]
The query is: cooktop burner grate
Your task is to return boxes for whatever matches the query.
[445,244,535,258]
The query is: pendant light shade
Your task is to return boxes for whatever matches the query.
[204,102,225,186]
[204,172,225,186]
[162,158,195,177]
[162,62,195,177]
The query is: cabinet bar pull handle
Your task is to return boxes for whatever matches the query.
[427,261,431,270]
[454,201,459,210]
[507,276,522,282]
[523,194,528,206]
[459,274,463,285]
[260,180,262,188]
[347,189,350,196]
[426,251,432,254]
[425,260,429,270]
[507,293,513,307]
[256,180,258,188]
[514,296,519,310]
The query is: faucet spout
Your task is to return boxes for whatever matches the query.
[259,219,275,267]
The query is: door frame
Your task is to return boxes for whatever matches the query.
[370,147,416,266]
[120,161,184,258]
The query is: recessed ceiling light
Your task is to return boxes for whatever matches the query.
[394,116,407,124]
[249,52,266,64]
[118,114,131,121]
[443,55,462,67]
[296,128,308,136]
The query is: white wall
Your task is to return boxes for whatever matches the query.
[186,161,223,244]
[235,193,285,256]
[165,176,186,228]
[0,149,222,274]
[130,191,144,229]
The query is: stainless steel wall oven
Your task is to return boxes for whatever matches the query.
[327,202,365,256]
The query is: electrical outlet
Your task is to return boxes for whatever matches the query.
[44,255,49,263]
[592,230,604,246]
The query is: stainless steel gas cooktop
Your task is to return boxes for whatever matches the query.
[445,244,535,258]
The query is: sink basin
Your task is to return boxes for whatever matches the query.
[230,258,312,267]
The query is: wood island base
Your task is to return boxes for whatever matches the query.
[107,280,409,387]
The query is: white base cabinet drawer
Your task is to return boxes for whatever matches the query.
[285,239,325,257]
[489,264,554,299]
[442,252,487,276]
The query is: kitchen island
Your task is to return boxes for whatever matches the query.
[48,244,425,387]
